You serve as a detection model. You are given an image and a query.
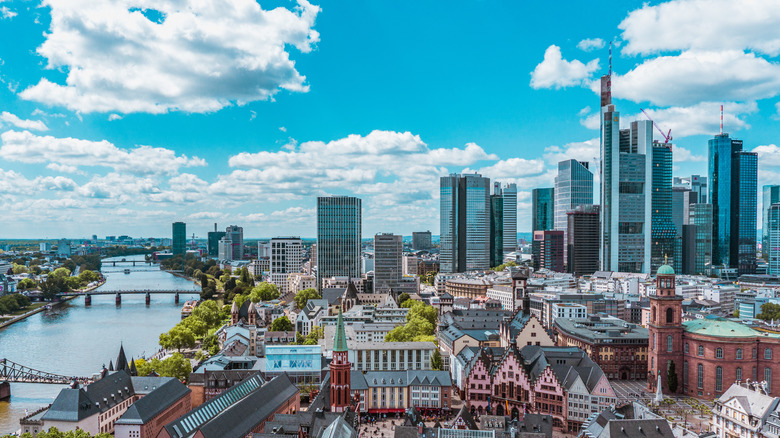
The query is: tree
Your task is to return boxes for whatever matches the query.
[667,360,678,393]
[239,267,254,287]
[431,349,443,371]
[270,315,294,332]
[78,270,99,284]
[134,353,192,381]
[12,263,28,274]
[17,278,37,290]
[303,326,324,345]
[160,325,196,351]
[40,275,69,300]
[294,288,321,309]
[249,282,280,302]
[51,267,71,279]
[191,300,222,327]
[16,427,112,438]
[757,303,780,322]
[224,277,237,292]
[398,293,410,306]
[734,309,740,317]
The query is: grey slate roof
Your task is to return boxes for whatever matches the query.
[601,419,673,438]
[41,388,100,422]
[322,288,344,305]
[116,379,190,425]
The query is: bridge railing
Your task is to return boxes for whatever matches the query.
[0,358,87,384]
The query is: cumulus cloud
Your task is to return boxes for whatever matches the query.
[108,114,122,121]
[0,6,16,19]
[623,101,757,138]
[0,130,206,175]
[530,45,599,89]
[753,144,780,167]
[672,146,705,162]
[19,0,320,114]
[577,38,605,52]
[543,138,599,166]
[0,112,48,131]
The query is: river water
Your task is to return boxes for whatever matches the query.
[0,255,200,434]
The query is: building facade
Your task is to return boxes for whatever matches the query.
[651,141,678,274]
[499,183,518,256]
[412,231,433,251]
[269,237,303,295]
[317,196,362,289]
[172,222,186,255]
[374,233,403,293]
[768,203,780,276]
[690,203,714,275]
[440,173,491,273]
[554,159,593,269]
[566,205,600,276]
[490,191,503,268]
[764,186,780,258]
[533,230,564,273]
[226,225,244,260]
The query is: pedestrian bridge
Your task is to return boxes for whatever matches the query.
[0,358,88,385]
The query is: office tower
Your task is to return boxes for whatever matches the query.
[673,175,708,204]
[651,141,677,273]
[533,230,564,272]
[225,225,244,260]
[269,237,303,295]
[566,205,600,276]
[532,187,555,271]
[440,173,491,273]
[317,196,362,288]
[172,222,186,255]
[708,133,758,274]
[490,189,504,268]
[499,183,518,255]
[680,224,697,274]
[207,223,226,257]
[763,186,780,258]
[768,203,780,275]
[412,231,432,251]
[554,159,593,268]
[218,236,232,261]
[373,233,402,292]
[600,98,653,273]
[689,203,713,275]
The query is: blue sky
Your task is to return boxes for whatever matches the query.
[0,0,779,238]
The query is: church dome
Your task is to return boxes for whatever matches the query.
[657,264,675,275]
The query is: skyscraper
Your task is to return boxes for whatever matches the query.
[768,203,780,275]
[763,185,780,258]
[673,175,707,203]
[499,183,518,256]
[533,230,564,272]
[566,205,600,276]
[531,187,555,271]
[554,159,593,268]
[317,196,362,288]
[490,192,503,268]
[207,223,226,257]
[226,225,244,260]
[440,173,491,273]
[651,141,677,273]
[600,100,653,273]
[373,233,402,292]
[269,237,303,295]
[172,222,186,255]
[708,133,758,274]
[412,231,432,251]
[689,203,713,275]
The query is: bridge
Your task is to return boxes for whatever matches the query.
[59,289,199,305]
[0,359,91,399]
[104,260,155,267]
[102,268,163,273]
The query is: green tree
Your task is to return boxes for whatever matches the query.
[294,288,321,309]
[17,278,37,290]
[294,332,305,345]
[64,276,82,290]
[757,303,780,322]
[78,270,99,284]
[303,326,324,345]
[398,293,410,306]
[40,275,69,300]
[431,349,443,371]
[192,300,222,327]
[667,360,679,393]
[134,354,192,381]
[270,315,294,332]
[159,325,196,351]
[51,267,71,279]
[12,263,28,274]
[239,267,254,287]
[249,282,280,302]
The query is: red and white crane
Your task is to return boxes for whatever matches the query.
[640,108,672,144]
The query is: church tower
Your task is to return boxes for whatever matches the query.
[647,262,684,394]
[330,308,352,412]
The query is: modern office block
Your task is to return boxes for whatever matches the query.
[532,187,555,271]
[226,225,244,260]
[673,175,707,204]
[218,236,232,261]
[490,192,503,268]
[651,141,677,273]
[172,222,186,255]
[412,231,432,251]
[689,203,713,275]
[207,223,225,257]
[317,196,362,288]
[533,230,564,272]
[768,203,780,275]
[374,233,403,293]
[440,173,491,273]
[554,159,593,268]
[681,224,697,275]
[566,204,600,276]
[763,186,780,258]
[498,183,518,256]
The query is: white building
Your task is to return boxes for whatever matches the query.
[287,272,316,295]
[217,237,233,261]
[403,254,419,276]
[39,242,52,252]
[268,237,303,296]
[551,303,587,321]
[486,285,514,311]
[247,258,269,278]
[703,285,738,314]
[712,381,779,438]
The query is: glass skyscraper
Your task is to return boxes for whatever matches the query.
[689,203,713,275]
[708,133,757,274]
[763,185,780,258]
[499,183,517,256]
[554,159,593,268]
[317,196,362,288]
[532,187,555,271]
[440,173,491,273]
[651,141,677,273]
[373,233,402,292]
[490,194,503,268]
[172,221,186,255]
[768,203,780,275]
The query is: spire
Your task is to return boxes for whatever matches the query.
[231,300,239,314]
[129,357,138,376]
[108,360,114,372]
[116,344,129,372]
[333,308,348,352]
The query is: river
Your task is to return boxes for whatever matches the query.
[0,255,200,434]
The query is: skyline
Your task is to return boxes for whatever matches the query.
[1,0,780,238]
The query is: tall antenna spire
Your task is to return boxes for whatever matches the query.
[609,40,612,77]
[720,104,724,135]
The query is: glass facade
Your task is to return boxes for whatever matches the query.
[172,221,186,255]
[500,183,517,255]
[735,152,757,274]
[374,233,402,292]
[440,174,490,273]
[690,203,713,275]
[764,186,780,258]
[651,142,677,273]
[555,159,593,269]
[769,204,780,275]
[490,194,503,268]
[532,187,555,271]
[265,345,323,385]
[317,196,362,288]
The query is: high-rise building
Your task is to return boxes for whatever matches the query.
[533,230,564,272]
[673,175,707,204]
[490,191,503,268]
[680,224,697,275]
[531,187,555,271]
[768,203,780,275]
[651,141,677,274]
[600,96,653,273]
[440,173,491,273]
[225,225,244,260]
[566,205,600,276]
[689,203,713,275]
[412,231,432,251]
[373,233,402,293]
[269,237,303,295]
[499,183,518,255]
[172,222,186,255]
[207,223,226,257]
[554,159,593,268]
[763,186,780,258]
[317,196,362,288]
[218,236,232,261]
[708,133,758,274]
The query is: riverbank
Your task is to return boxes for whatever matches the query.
[0,280,105,330]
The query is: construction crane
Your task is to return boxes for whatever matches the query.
[189,233,199,249]
[640,108,672,144]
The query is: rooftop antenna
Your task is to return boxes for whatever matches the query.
[609,40,612,77]
[720,104,724,135]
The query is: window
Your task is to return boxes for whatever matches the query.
[666,307,674,324]
[716,367,723,391]
[736,367,742,381]
[736,349,743,360]
[767,368,773,388]
[684,361,689,385]
[716,348,723,359]
[767,349,773,360]
[698,345,704,356]
[653,333,656,350]
[667,335,673,352]
[697,364,703,389]
[753,348,757,359]
[685,343,689,354]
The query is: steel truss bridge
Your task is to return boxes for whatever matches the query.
[0,358,88,384]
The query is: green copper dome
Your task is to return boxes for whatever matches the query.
[657,264,675,275]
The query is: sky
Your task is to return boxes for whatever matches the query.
[0,0,779,239]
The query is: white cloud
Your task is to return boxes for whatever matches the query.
[753,144,780,167]
[624,101,758,138]
[279,126,287,132]
[468,158,545,179]
[0,6,16,19]
[619,0,780,57]
[108,114,122,121]
[530,45,599,89]
[0,130,206,175]
[0,168,76,195]
[0,111,48,131]
[672,146,705,162]
[577,38,605,52]
[578,106,591,117]
[543,138,599,166]
[19,0,320,114]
